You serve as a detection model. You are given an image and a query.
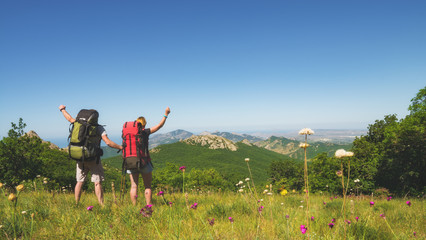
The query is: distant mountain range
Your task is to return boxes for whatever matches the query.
[102,129,356,159]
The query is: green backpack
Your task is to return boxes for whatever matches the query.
[68,109,103,164]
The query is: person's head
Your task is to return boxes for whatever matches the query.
[137,116,146,127]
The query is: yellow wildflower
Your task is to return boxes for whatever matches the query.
[16,184,24,192]
[8,193,17,201]
[280,189,288,196]
[0,183,3,189]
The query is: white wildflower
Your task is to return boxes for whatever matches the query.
[238,189,244,193]
[267,192,273,196]
[299,143,310,148]
[245,178,250,182]
[238,181,243,185]
[263,189,268,194]
[245,158,250,162]
[21,211,27,215]
[299,128,314,135]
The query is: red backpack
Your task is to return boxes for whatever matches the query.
[122,121,150,171]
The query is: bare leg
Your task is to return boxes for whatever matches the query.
[75,181,84,205]
[94,181,104,206]
[142,172,152,206]
[129,173,139,206]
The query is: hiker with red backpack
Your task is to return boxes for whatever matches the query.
[122,107,171,206]
[59,105,122,206]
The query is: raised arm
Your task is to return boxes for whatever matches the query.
[59,105,75,123]
[150,107,171,134]
[101,134,123,150]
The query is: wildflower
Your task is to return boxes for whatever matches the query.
[21,211,27,214]
[157,191,164,196]
[370,201,375,207]
[8,193,17,201]
[190,202,198,210]
[345,220,351,225]
[323,201,327,205]
[299,128,314,135]
[16,184,24,192]
[245,178,250,181]
[380,213,385,219]
[335,149,353,158]
[414,232,416,237]
[179,166,186,172]
[311,216,315,221]
[336,170,343,177]
[354,179,360,183]
[87,206,94,211]
[37,175,41,178]
[245,158,250,162]
[387,196,392,201]
[208,218,215,226]
[0,183,3,189]
[280,189,288,196]
[300,225,307,234]
[258,206,264,213]
[355,216,359,222]
[406,201,411,207]
[299,142,310,148]
[229,217,234,223]
[43,180,48,184]
[140,204,153,217]
[169,202,173,206]
[285,214,289,219]
[238,181,243,185]
[238,189,244,193]
[263,189,268,194]
[331,218,335,222]
[267,192,273,196]
[292,189,296,193]
[328,223,335,229]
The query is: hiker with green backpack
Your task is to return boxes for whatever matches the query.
[59,105,122,206]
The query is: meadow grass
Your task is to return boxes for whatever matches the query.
[0,189,424,240]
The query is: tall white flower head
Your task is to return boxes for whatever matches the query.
[335,149,355,158]
[299,128,315,135]
[335,149,347,158]
[245,158,250,162]
[245,178,250,182]
[299,143,310,149]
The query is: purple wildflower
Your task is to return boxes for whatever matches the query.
[258,205,264,213]
[311,216,315,221]
[86,206,94,211]
[355,216,359,222]
[208,218,215,226]
[323,201,327,205]
[380,213,385,219]
[285,214,289,219]
[300,225,307,234]
[345,220,351,225]
[157,191,164,196]
[331,218,335,223]
[406,201,411,207]
[387,196,392,201]
[414,232,416,237]
[190,202,198,210]
[228,217,234,223]
[179,166,186,172]
[140,204,153,217]
[169,202,173,206]
[370,201,375,207]
[328,223,335,229]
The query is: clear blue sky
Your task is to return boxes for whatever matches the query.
[1,0,425,146]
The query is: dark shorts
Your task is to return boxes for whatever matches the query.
[126,161,153,175]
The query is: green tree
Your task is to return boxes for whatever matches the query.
[0,119,45,186]
[267,159,304,191]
